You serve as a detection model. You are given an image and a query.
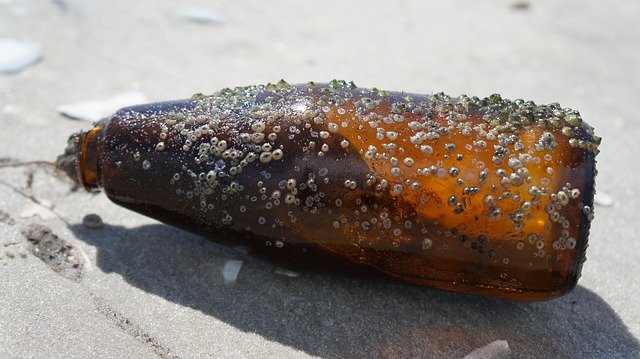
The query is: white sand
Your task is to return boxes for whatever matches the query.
[1,1,639,357]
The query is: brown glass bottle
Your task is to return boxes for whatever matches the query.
[58,81,599,301]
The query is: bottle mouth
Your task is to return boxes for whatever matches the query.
[55,125,104,192]
[56,132,81,186]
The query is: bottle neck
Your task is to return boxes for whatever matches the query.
[77,125,103,191]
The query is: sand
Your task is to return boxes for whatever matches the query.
[1,0,639,357]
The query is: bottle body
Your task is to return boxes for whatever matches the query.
[66,82,598,301]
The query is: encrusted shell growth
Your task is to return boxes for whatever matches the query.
[60,80,599,301]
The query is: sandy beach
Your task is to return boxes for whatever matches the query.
[1,1,639,357]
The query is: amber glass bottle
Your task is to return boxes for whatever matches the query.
[58,81,599,301]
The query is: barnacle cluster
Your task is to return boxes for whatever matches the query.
[62,81,599,300]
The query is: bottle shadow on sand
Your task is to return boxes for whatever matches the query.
[69,222,638,358]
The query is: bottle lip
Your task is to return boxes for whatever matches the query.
[56,132,82,186]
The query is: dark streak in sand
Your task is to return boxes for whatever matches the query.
[90,293,180,359]
[0,210,15,226]
[21,223,84,281]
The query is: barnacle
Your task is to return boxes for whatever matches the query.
[57,81,599,301]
